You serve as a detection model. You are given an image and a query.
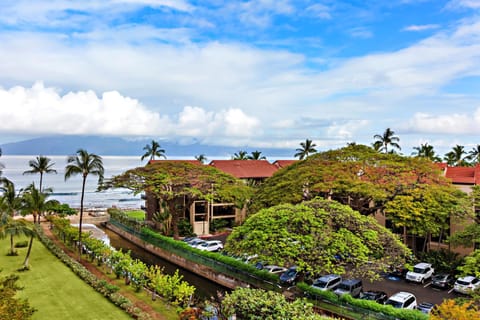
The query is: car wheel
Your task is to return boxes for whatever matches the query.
[421,278,425,284]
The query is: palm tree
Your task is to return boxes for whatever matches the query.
[141,140,166,161]
[195,154,207,164]
[467,145,480,165]
[248,150,266,160]
[444,145,467,166]
[411,143,441,162]
[232,151,248,160]
[0,178,22,218]
[20,183,59,224]
[0,218,33,256]
[23,155,57,191]
[373,128,401,154]
[294,139,317,160]
[65,149,104,254]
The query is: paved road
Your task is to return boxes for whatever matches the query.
[364,275,464,306]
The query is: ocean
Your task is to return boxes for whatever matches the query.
[0,155,147,209]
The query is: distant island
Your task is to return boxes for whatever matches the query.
[0,135,294,158]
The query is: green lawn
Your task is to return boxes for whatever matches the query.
[125,210,146,221]
[0,237,132,320]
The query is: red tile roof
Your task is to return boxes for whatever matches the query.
[445,165,479,184]
[208,160,278,179]
[272,160,297,169]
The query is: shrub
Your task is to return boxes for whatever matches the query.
[14,241,29,248]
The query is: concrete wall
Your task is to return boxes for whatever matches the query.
[105,222,250,290]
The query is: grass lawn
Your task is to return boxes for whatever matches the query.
[0,237,132,320]
[125,210,146,221]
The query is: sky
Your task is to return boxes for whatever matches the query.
[0,0,480,156]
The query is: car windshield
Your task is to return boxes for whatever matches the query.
[362,293,376,300]
[457,280,470,285]
[433,275,446,280]
[338,283,351,290]
[313,280,327,288]
[413,267,427,274]
[385,300,403,308]
[285,270,296,277]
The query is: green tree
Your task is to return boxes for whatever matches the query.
[141,140,166,161]
[373,128,401,154]
[194,154,207,164]
[247,150,266,160]
[294,139,317,160]
[411,143,441,162]
[430,299,480,320]
[0,178,22,217]
[22,155,57,191]
[0,272,36,319]
[232,150,248,160]
[457,249,480,278]
[444,145,468,166]
[467,144,480,165]
[0,218,34,256]
[106,161,252,239]
[226,198,409,280]
[20,183,59,224]
[64,149,104,254]
[220,287,332,320]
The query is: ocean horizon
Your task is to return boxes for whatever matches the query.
[0,155,150,209]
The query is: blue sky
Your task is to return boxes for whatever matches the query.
[0,0,480,156]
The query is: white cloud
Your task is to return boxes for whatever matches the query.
[403,24,440,32]
[406,109,480,134]
[446,0,480,9]
[306,4,332,19]
[0,83,261,142]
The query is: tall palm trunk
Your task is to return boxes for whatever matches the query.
[10,234,15,255]
[23,234,34,269]
[78,175,86,255]
[39,173,43,192]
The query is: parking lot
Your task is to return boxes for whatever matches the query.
[365,275,465,306]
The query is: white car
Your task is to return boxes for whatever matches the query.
[385,292,417,310]
[454,276,480,294]
[197,240,224,252]
[406,262,434,284]
[189,238,207,248]
[262,265,288,274]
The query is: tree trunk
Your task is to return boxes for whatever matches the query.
[10,234,15,255]
[23,235,34,269]
[170,201,179,240]
[78,176,87,256]
[403,226,407,245]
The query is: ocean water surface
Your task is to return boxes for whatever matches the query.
[0,155,146,209]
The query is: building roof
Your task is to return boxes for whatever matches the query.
[208,160,279,179]
[444,165,480,185]
[272,160,297,169]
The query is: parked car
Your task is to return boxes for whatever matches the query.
[385,292,417,310]
[416,302,435,314]
[197,240,224,252]
[333,279,363,298]
[311,274,342,292]
[406,262,434,284]
[454,276,480,294]
[189,238,207,248]
[263,265,288,274]
[279,266,301,286]
[431,273,455,289]
[360,291,388,304]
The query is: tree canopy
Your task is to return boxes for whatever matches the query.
[106,161,252,238]
[225,198,409,280]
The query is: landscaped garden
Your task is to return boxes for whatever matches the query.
[0,235,132,320]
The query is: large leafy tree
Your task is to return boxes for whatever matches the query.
[0,272,36,319]
[106,161,252,239]
[294,139,317,160]
[226,198,409,280]
[141,140,166,161]
[411,143,441,162]
[23,155,57,191]
[220,288,327,320]
[64,149,104,254]
[373,128,401,154]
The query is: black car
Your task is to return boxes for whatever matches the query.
[417,302,435,314]
[431,273,455,289]
[360,291,388,304]
[279,266,302,286]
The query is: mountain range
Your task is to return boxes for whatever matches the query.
[0,135,294,159]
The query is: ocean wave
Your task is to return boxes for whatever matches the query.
[51,192,78,196]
